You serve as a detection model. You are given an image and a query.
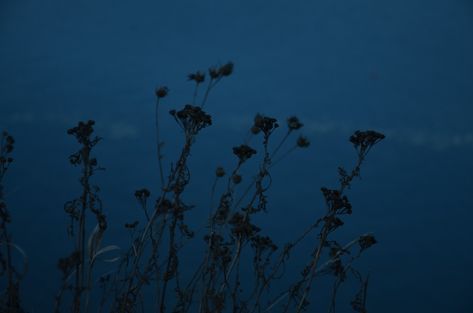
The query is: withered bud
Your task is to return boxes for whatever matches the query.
[232,174,242,184]
[155,86,169,98]
[297,136,310,148]
[215,166,226,177]
[287,116,303,130]
[188,71,205,83]
[209,67,219,79]
[218,62,234,77]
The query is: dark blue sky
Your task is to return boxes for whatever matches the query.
[1,0,472,312]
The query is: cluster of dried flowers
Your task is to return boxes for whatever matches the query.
[56,120,110,313]
[0,62,384,313]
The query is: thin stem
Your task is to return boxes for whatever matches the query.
[192,83,199,105]
[270,130,292,159]
[209,176,218,218]
[201,77,221,109]
[270,145,297,168]
[295,227,330,313]
[218,237,243,293]
[156,98,165,188]
[159,218,178,313]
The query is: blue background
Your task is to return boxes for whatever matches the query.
[1,0,472,312]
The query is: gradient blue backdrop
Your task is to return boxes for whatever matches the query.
[1,0,472,312]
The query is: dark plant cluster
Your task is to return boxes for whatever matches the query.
[0,62,385,313]
[0,132,15,224]
[0,132,27,313]
[170,105,212,137]
[56,120,109,313]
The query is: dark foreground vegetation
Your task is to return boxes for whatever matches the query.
[0,63,385,313]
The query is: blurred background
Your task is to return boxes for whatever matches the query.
[1,0,472,312]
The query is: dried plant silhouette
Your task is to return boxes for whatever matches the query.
[0,131,27,313]
[0,62,385,313]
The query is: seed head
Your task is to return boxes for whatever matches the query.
[155,86,169,98]
[215,166,226,178]
[188,71,205,83]
[287,116,303,130]
[232,174,242,184]
[218,62,234,77]
[233,144,257,163]
[297,136,310,148]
